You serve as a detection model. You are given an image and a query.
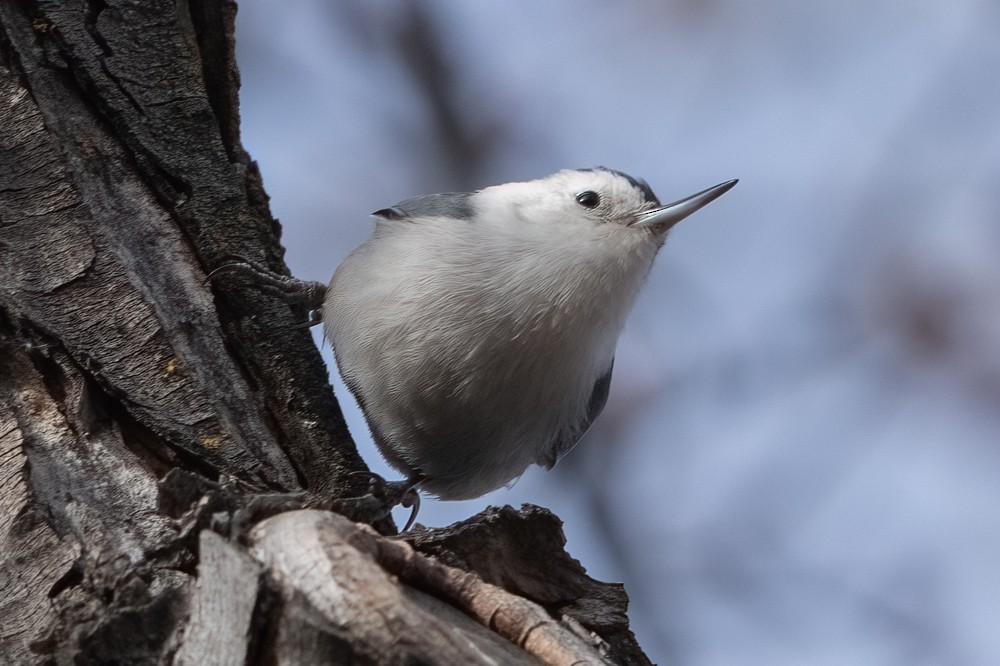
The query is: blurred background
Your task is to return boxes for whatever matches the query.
[234,2,1000,663]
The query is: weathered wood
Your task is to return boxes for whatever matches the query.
[250,509,555,665]
[0,1,364,661]
[0,341,188,663]
[407,505,651,665]
[174,531,262,666]
[0,0,364,498]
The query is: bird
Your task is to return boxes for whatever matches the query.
[324,167,736,526]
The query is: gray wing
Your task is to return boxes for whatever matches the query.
[373,191,475,221]
[540,360,614,469]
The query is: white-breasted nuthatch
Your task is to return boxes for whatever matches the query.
[325,168,736,517]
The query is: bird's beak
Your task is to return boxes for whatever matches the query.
[632,179,738,232]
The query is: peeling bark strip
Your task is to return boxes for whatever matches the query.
[0,2,652,664]
[251,509,612,665]
[174,531,262,666]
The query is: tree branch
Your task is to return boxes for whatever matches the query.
[0,2,653,663]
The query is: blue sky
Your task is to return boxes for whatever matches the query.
[235,3,1000,662]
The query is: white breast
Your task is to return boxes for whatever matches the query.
[325,211,659,499]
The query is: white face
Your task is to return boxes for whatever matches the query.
[478,168,664,234]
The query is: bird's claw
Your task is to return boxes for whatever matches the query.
[205,257,327,315]
[349,471,422,533]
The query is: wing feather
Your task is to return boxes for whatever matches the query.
[540,360,614,469]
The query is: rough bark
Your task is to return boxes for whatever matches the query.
[0,1,652,664]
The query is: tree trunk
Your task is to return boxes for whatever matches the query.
[0,2,651,664]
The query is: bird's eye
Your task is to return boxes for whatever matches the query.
[575,191,601,208]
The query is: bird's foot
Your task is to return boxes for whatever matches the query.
[335,471,423,533]
[206,258,326,323]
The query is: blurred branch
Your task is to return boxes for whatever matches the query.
[332,1,506,189]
